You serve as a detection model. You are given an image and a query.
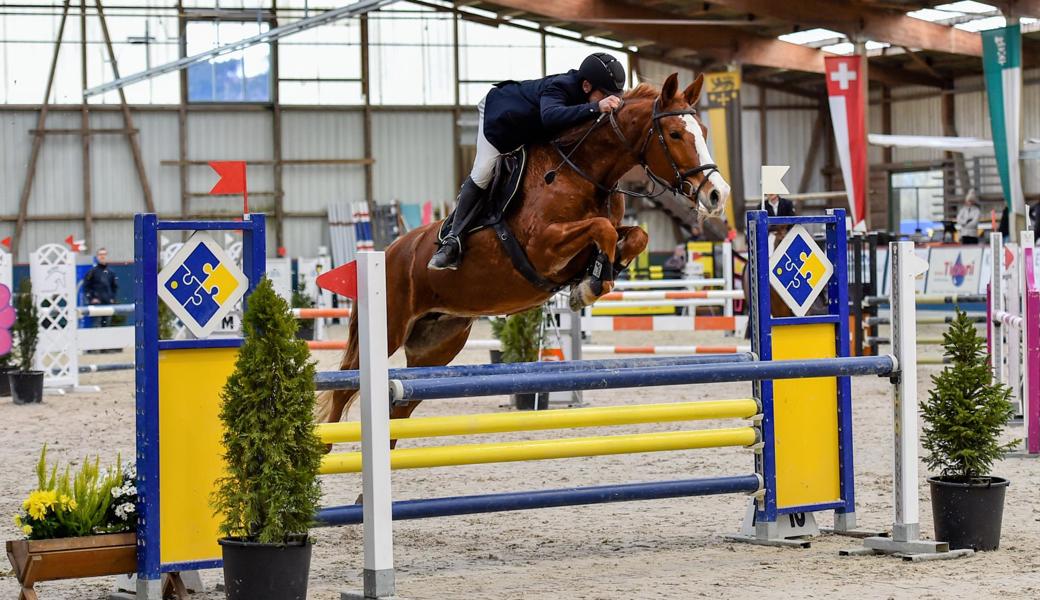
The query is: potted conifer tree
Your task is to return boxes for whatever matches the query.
[922,309,1017,551]
[211,278,325,600]
[9,279,44,404]
[491,306,547,410]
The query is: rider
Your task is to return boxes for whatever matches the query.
[427,52,627,271]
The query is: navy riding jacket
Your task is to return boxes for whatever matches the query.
[482,70,600,152]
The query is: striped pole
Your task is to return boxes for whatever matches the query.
[292,307,351,318]
[612,278,725,289]
[78,304,135,317]
[598,290,744,301]
[581,344,750,355]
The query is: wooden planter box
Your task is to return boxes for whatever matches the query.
[6,533,136,600]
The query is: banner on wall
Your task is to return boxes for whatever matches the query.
[824,56,868,229]
[702,70,744,230]
[926,247,985,294]
[982,24,1025,218]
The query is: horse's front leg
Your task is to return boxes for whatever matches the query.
[528,217,619,310]
[613,225,649,277]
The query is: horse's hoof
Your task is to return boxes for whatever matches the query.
[568,292,585,312]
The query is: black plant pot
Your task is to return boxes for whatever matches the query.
[489,349,503,364]
[295,320,316,341]
[929,475,1009,551]
[219,536,312,600]
[512,392,549,411]
[9,371,44,404]
[0,366,14,397]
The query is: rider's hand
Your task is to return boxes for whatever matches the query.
[598,96,621,113]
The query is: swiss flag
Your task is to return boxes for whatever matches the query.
[317,261,358,302]
[825,56,868,228]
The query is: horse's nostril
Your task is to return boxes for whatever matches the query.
[710,190,720,204]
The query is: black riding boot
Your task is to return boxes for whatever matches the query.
[428,177,483,271]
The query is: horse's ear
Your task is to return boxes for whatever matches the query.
[661,73,679,101]
[684,73,704,106]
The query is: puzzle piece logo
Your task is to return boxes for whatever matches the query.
[769,225,833,317]
[157,233,249,338]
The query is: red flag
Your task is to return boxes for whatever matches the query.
[825,56,868,228]
[1005,246,1015,268]
[0,237,10,249]
[317,261,358,302]
[209,161,249,213]
[64,235,85,253]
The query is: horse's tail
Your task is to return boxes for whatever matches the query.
[314,307,360,424]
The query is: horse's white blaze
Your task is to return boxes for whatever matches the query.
[682,114,731,205]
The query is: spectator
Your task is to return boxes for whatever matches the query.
[999,204,1009,241]
[662,244,687,277]
[83,248,118,327]
[956,189,980,244]
[1030,198,1040,243]
[764,193,795,217]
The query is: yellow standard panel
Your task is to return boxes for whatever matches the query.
[771,323,841,509]
[686,241,716,277]
[159,347,238,566]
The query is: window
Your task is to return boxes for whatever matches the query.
[278,20,363,105]
[185,20,271,103]
[368,2,453,105]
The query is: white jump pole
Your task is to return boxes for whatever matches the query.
[857,241,970,559]
[722,241,734,318]
[349,251,396,600]
[991,233,1004,387]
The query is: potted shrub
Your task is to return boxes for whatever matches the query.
[491,306,547,410]
[291,275,317,341]
[211,278,324,600]
[9,279,44,404]
[922,309,1017,551]
[0,282,13,397]
[6,446,137,600]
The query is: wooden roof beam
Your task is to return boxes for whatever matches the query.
[705,0,983,56]
[484,0,942,85]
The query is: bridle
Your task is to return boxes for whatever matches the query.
[549,96,720,209]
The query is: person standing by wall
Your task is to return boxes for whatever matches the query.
[83,248,118,327]
[956,189,980,244]
[1030,198,1040,243]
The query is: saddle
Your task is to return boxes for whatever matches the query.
[437,146,615,294]
[438,147,527,241]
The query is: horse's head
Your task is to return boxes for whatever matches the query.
[639,73,731,220]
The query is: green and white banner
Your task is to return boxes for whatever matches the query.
[982,24,1024,216]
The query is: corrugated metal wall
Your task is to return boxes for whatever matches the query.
[3,71,1037,260]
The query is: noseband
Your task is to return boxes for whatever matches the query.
[550,96,719,208]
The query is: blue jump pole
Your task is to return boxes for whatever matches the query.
[314,353,756,392]
[314,475,762,526]
[386,355,896,401]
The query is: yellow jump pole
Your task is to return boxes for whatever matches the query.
[320,427,758,474]
[317,399,759,444]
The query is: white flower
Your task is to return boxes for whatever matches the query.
[111,487,123,498]
[122,484,137,497]
[114,502,136,520]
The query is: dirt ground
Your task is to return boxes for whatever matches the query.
[2,321,1038,599]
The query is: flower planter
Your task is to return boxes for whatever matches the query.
[929,475,1009,551]
[0,365,14,397]
[6,532,136,600]
[220,536,312,600]
[9,370,44,404]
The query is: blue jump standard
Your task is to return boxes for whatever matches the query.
[313,353,756,391]
[314,475,762,526]
[379,355,897,401]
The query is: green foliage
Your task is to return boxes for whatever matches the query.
[12,279,38,372]
[921,309,1018,481]
[291,276,315,309]
[158,300,176,340]
[13,445,127,540]
[490,306,545,363]
[211,278,324,544]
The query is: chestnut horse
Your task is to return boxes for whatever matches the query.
[317,73,730,426]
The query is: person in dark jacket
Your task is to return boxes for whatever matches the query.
[83,248,118,327]
[428,52,626,271]
[763,194,795,217]
[1030,199,1040,241]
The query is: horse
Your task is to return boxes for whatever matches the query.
[317,73,731,429]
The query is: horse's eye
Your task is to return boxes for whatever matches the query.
[669,131,682,140]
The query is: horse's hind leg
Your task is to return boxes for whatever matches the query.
[391,314,476,434]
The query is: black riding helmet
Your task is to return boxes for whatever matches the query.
[578,52,625,95]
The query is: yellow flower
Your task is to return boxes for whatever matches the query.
[59,494,77,511]
[25,490,58,520]
[12,514,21,526]
[21,524,32,535]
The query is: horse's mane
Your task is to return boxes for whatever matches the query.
[552,83,661,147]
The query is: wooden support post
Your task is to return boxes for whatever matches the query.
[80,0,94,251]
[271,1,285,249]
[797,111,825,194]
